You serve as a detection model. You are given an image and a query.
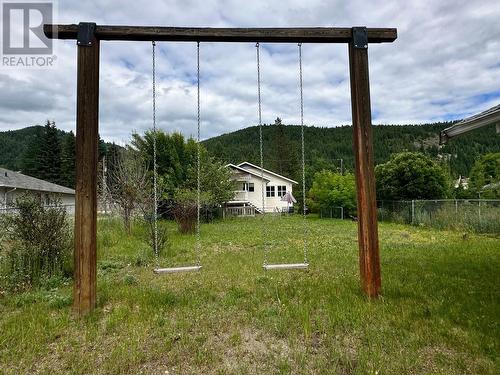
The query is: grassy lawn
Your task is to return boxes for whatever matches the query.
[0,215,499,374]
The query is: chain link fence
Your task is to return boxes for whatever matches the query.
[319,206,345,220]
[317,200,500,234]
[378,199,500,234]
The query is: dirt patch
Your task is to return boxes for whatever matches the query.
[209,326,291,374]
[417,345,493,374]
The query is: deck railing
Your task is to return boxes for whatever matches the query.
[224,206,255,217]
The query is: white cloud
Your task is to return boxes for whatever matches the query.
[1,0,499,142]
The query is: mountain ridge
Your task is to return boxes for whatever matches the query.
[1,122,498,178]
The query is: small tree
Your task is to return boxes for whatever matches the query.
[185,155,235,207]
[172,189,212,234]
[375,152,448,200]
[308,170,356,216]
[108,150,150,234]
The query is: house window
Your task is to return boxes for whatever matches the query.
[6,192,14,205]
[277,185,287,197]
[242,183,255,192]
[266,186,275,197]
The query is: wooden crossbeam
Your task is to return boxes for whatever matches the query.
[44,24,397,43]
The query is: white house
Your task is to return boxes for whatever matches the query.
[226,161,298,214]
[0,167,75,213]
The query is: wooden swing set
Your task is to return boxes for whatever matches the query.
[43,24,397,316]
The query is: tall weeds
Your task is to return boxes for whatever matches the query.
[0,194,72,291]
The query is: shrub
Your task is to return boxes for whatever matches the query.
[142,216,169,257]
[0,194,72,292]
[376,152,449,200]
[172,189,211,234]
[307,171,357,216]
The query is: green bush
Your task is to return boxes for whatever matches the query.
[307,171,357,216]
[0,194,72,292]
[376,152,449,200]
[172,189,212,234]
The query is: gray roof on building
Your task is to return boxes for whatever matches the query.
[0,168,75,195]
[226,163,271,181]
[440,104,500,144]
[482,181,500,191]
[237,162,299,184]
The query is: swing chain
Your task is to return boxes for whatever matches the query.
[152,41,159,267]
[151,42,202,271]
[298,43,308,265]
[256,42,268,267]
[196,41,201,267]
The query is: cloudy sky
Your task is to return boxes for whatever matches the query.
[1,0,499,143]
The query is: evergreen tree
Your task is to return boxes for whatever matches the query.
[269,117,299,180]
[60,131,76,188]
[21,126,44,178]
[39,121,62,184]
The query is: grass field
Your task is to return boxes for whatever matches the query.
[0,215,499,374]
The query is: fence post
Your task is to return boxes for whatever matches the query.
[341,206,344,220]
[411,200,415,225]
[478,200,481,224]
[455,199,458,214]
[330,207,333,218]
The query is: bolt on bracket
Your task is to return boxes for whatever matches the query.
[352,27,368,49]
[77,22,97,46]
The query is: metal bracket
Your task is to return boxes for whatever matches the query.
[77,22,96,46]
[352,27,368,49]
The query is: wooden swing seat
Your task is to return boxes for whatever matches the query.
[263,263,309,270]
[154,265,202,274]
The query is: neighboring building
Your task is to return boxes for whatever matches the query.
[0,167,75,212]
[226,161,298,214]
[454,175,469,190]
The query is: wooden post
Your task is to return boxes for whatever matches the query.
[348,28,381,298]
[73,29,99,316]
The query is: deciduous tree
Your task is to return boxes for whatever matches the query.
[375,152,448,200]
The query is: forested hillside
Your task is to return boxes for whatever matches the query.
[0,123,115,188]
[0,126,64,171]
[203,120,499,178]
[1,120,498,188]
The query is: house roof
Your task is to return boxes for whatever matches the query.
[237,161,299,184]
[440,104,500,144]
[226,163,271,181]
[482,181,500,191]
[0,168,75,195]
